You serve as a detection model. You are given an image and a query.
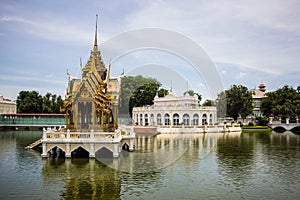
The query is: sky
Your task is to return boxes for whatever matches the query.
[0,0,299,102]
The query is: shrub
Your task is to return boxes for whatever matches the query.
[248,121,254,126]
[256,116,269,126]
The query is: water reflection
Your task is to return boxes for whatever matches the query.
[98,133,226,173]
[1,130,300,199]
[42,158,121,200]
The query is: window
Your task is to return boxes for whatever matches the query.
[150,114,154,126]
[193,114,199,125]
[183,114,190,125]
[202,114,207,125]
[164,113,170,125]
[140,114,143,125]
[145,114,148,126]
[157,114,162,125]
[173,113,179,125]
[209,114,213,125]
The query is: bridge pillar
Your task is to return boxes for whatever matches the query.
[286,118,290,125]
[89,143,95,158]
[113,144,120,157]
[41,143,48,158]
[129,139,134,152]
[65,143,71,158]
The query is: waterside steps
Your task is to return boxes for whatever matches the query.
[25,139,42,149]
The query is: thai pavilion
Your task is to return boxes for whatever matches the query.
[61,15,121,132]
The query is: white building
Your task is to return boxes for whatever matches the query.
[0,95,16,114]
[132,92,217,127]
[250,83,267,117]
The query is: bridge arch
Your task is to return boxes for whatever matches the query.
[71,146,90,158]
[95,146,113,158]
[291,126,300,134]
[47,146,66,158]
[122,142,130,151]
[273,126,287,132]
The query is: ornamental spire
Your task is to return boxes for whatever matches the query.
[94,14,98,47]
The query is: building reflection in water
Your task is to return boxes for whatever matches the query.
[41,132,230,198]
[42,158,121,200]
[98,133,227,173]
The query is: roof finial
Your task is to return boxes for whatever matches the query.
[94,14,98,47]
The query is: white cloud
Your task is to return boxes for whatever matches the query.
[236,72,247,79]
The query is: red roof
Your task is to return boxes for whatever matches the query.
[1,113,65,117]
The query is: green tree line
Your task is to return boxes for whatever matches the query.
[261,85,300,119]
[16,91,64,113]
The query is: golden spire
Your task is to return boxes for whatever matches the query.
[94,14,98,47]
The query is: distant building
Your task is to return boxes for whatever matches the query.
[132,92,217,127]
[0,95,16,114]
[250,83,267,117]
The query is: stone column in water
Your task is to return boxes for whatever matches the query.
[65,143,71,158]
[113,144,119,157]
[41,143,47,157]
[89,143,95,158]
[129,139,134,151]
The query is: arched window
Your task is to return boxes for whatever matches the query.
[183,114,190,125]
[193,114,199,125]
[164,113,170,125]
[173,113,179,125]
[145,114,148,126]
[140,114,143,126]
[202,114,207,125]
[157,113,162,125]
[150,114,154,126]
[209,114,213,125]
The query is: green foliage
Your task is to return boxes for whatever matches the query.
[119,75,161,115]
[248,121,254,126]
[17,91,64,113]
[129,83,161,117]
[158,88,168,97]
[256,116,269,126]
[216,85,253,120]
[261,85,300,119]
[202,99,214,106]
[183,90,202,103]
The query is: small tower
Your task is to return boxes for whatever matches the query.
[259,83,266,92]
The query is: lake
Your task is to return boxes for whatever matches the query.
[0,130,299,200]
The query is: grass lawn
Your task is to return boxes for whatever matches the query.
[242,125,271,130]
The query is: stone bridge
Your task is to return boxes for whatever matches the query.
[268,123,300,131]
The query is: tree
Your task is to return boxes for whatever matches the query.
[16,91,64,113]
[261,85,300,120]
[129,83,161,117]
[119,75,161,115]
[183,90,202,103]
[202,99,214,106]
[216,85,253,120]
[158,88,168,97]
[256,116,269,126]
[17,91,43,113]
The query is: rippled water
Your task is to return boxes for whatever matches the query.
[0,130,299,200]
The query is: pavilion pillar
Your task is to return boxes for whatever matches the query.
[89,143,95,158]
[113,144,119,157]
[129,139,134,152]
[65,143,71,158]
[41,143,48,158]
